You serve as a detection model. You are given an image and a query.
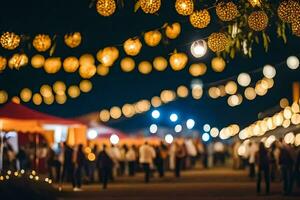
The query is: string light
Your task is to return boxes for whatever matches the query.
[190,40,207,58]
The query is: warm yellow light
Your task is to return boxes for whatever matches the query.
[87,153,96,161]
[291,113,300,125]
[210,127,219,138]
[211,57,226,72]
[20,88,32,102]
[225,81,237,95]
[244,87,256,100]
[99,109,110,122]
[161,90,176,103]
[55,94,67,105]
[291,102,300,113]
[63,57,79,73]
[122,104,136,118]
[44,95,54,105]
[110,106,122,119]
[177,85,189,98]
[44,57,61,74]
[208,87,220,99]
[68,85,80,98]
[53,81,66,95]
[189,63,207,76]
[31,54,45,68]
[79,64,97,79]
[40,85,52,98]
[284,132,295,144]
[120,57,135,72]
[33,93,42,105]
[138,61,152,74]
[153,56,168,71]
[295,134,300,146]
[151,96,162,107]
[79,54,95,66]
[280,98,289,108]
[191,87,203,99]
[283,119,291,128]
[97,64,109,76]
[79,80,93,93]
[283,106,293,119]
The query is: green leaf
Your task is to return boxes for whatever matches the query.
[255,36,259,44]
[230,48,235,59]
[134,1,141,12]
[50,42,56,56]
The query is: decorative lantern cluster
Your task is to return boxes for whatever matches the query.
[0,32,20,50]
[248,11,269,32]
[96,0,116,16]
[215,1,239,22]
[32,34,52,52]
[189,9,211,29]
[277,0,300,23]
[207,32,229,52]
[175,0,194,16]
[64,32,82,48]
[140,0,161,14]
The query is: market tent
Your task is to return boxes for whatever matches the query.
[0,102,87,145]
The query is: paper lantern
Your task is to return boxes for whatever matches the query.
[0,90,8,104]
[153,56,168,71]
[144,30,162,47]
[32,93,42,105]
[211,57,226,72]
[292,19,300,37]
[189,63,207,77]
[64,32,82,48]
[79,54,95,66]
[169,52,188,71]
[165,22,181,39]
[96,0,116,16]
[44,57,61,74]
[138,61,152,74]
[216,1,238,21]
[0,32,20,50]
[175,0,194,16]
[53,81,66,95]
[97,64,109,76]
[140,0,161,14]
[277,0,300,23]
[208,32,229,52]
[225,81,238,95]
[120,57,135,72]
[20,88,32,102]
[33,34,51,52]
[189,9,211,29]
[248,11,269,32]
[79,64,96,78]
[55,94,67,104]
[96,46,119,67]
[123,38,142,56]
[79,80,93,93]
[63,56,79,73]
[31,54,45,68]
[68,85,80,98]
[8,53,28,69]
[0,56,7,71]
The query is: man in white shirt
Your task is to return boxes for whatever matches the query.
[139,142,156,183]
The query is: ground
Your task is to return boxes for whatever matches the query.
[57,168,300,200]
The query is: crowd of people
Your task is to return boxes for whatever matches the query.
[238,138,300,196]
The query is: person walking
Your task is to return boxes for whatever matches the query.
[139,142,156,183]
[61,142,74,187]
[248,141,258,178]
[256,142,270,195]
[119,144,127,176]
[279,139,295,195]
[73,144,85,191]
[97,144,113,189]
[126,145,137,176]
[154,146,164,177]
[175,142,186,178]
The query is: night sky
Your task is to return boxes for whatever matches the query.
[0,0,300,133]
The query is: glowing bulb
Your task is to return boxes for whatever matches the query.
[202,133,210,142]
[190,40,207,58]
[110,134,119,145]
[237,73,251,87]
[151,110,160,119]
[286,56,299,70]
[203,124,211,132]
[87,129,98,140]
[165,134,174,144]
[150,124,158,134]
[210,127,219,138]
[174,124,182,133]
[170,113,178,122]
[186,119,195,129]
[263,65,276,79]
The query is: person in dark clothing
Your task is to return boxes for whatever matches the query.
[256,142,270,195]
[154,146,164,177]
[175,142,186,178]
[46,147,56,180]
[73,144,85,191]
[16,147,29,170]
[97,145,113,189]
[269,142,277,182]
[61,142,74,187]
[279,142,295,195]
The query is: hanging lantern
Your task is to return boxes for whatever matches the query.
[79,64,96,78]
[44,57,62,74]
[31,54,45,69]
[96,46,119,67]
[140,0,161,14]
[120,57,135,72]
[175,0,194,16]
[248,0,261,7]
[32,34,51,52]
[165,22,181,39]
[123,38,142,56]
[138,61,152,74]
[96,0,116,16]
[8,53,28,69]
[0,32,20,50]
[79,54,95,66]
[64,32,82,48]
[97,64,110,76]
[169,52,188,71]
[0,56,7,72]
[153,56,168,71]
[207,32,229,52]
[189,9,211,29]
[211,57,226,72]
[63,56,79,73]
[144,30,162,47]
[248,11,269,32]
[278,0,300,23]
[292,19,300,37]
[190,40,207,58]
[216,1,238,22]
[189,63,207,77]
[79,80,93,93]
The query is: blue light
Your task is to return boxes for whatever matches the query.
[170,113,178,122]
[151,110,160,119]
[202,133,210,142]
